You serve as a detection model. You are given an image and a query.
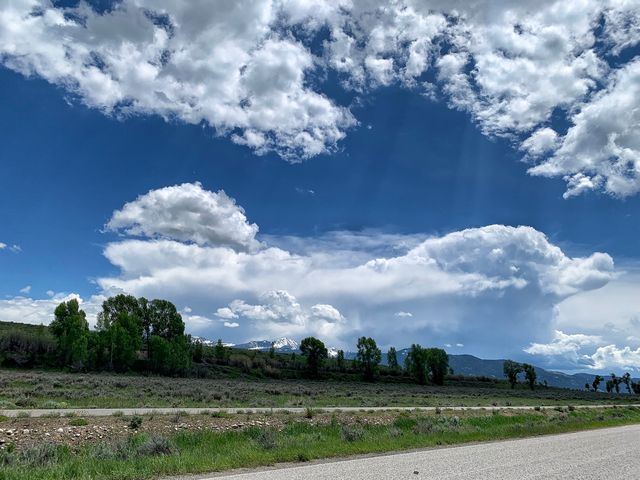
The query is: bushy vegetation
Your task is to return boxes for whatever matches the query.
[1,368,634,410]
[1,407,639,480]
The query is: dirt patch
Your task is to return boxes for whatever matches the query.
[0,411,404,451]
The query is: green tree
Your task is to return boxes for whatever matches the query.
[606,379,614,393]
[96,295,143,372]
[300,337,328,378]
[50,299,89,370]
[150,335,191,375]
[336,349,345,372]
[108,311,143,372]
[192,340,204,363]
[621,372,632,393]
[503,360,522,389]
[356,336,382,381]
[214,339,226,362]
[522,363,537,390]
[425,348,449,385]
[269,343,276,359]
[585,382,590,391]
[405,344,428,385]
[611,373,621,393]
[148,299,184,340]
[592,375,602,392]
[96,294,141,331]
[387,346,399,371]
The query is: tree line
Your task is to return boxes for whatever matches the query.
[298,336,449,385]
[2,295,192,375]
[5,297,634,392]
[503,359,639,394]
[0,298,450,385]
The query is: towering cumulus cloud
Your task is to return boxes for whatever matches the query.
[1,0,638,195]
[99,182,615,355]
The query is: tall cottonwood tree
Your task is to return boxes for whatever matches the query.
[300,337,328,378]
[387,346,399,371]
[356,336,382,382]
[50,298,89,370]
[503,360,523,389]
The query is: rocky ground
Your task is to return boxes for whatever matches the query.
[0,410,400,451]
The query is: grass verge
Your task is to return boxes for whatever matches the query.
[1,407,639,480]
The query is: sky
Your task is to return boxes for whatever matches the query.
[0,0,639,374]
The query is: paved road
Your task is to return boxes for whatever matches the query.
[191,425,640,480]
[1,404,638,417]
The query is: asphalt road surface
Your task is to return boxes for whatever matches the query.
[2,404,638,417]
[194,424,640,480]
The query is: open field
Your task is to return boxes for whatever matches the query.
[1,406,640,479]
[0,369,634,410]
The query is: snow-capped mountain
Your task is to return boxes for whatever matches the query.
[327,346,340,358]
[234,337,300,352]
[190,336,235,347]
[272,338,299,350]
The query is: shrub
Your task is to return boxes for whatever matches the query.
[254,429,278,450]
[413,415,462,434]
[69,418,88,427]
[136,435,175,457]
[128,415,143,430]
[19,443,60,467]
[93,439,133,460]
[93,435,175,460]
[393,415,417,430]
[0,449,15,466]
[341,424,366,442]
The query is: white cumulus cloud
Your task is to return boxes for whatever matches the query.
[95,183,615,354]
[1,1,638,196]
[106,182,259,250]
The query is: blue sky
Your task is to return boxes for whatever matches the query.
[1,0,639,373]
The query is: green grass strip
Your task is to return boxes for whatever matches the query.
[1,407,639,480]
